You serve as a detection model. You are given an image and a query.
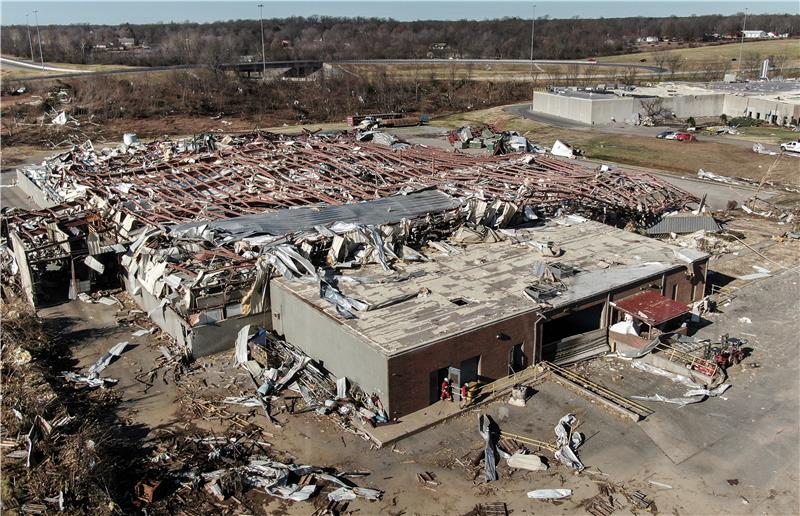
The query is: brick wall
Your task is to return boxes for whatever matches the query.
[386,311,541,418]
[377,260,708,419]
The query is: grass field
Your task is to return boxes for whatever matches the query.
[596,39,800,67]
[431,106,799,184]
[337,63,576,82]
[338,39,800,82]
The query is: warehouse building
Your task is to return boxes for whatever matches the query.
[270,217,708,418]
[532,80,800,126]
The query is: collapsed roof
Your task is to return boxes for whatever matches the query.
[19,131,694,229]
[4,131,698,320]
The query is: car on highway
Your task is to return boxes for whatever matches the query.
[780,140,800,153]
[674,132,696,142]
[656,130,676,139]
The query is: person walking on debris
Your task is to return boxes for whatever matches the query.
[460,383,469,408]
[441,378,452,401]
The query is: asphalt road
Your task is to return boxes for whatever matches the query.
[0,56,86,73]
[337,58,666,73]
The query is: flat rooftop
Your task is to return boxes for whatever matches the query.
[275,217,707,357]
[552,90,619,100]
[620,80,800,104]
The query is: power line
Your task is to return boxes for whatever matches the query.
[26,13,35,63]
[33,9,44,69]
[258,3,266,80]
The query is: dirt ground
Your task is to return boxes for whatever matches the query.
[20,205,796,515]
[36,266,799,514]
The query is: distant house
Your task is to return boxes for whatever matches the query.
[118,37,135,48]
[741,30,768,39]
[644,36,659,43]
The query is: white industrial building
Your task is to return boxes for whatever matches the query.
[741,30,768,39]
[532,81,800,127]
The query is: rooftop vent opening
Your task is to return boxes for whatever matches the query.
[450,297,469,306]
[550,263,581,278]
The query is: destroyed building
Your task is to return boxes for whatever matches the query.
[271,217,708,418]
[3,131,707,419]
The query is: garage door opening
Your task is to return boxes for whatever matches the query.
[541,303,607,364]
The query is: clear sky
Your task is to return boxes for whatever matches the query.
[1,1,797,25]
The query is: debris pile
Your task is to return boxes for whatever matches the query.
[4,131,696,317]
[447,125,546,155]
[18,132,690,226]
[698,168,800,194]
[143,431,382,510]
[475,412,585,483]
[250,328,390,433]
[0,302,143,513]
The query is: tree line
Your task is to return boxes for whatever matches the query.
[1,13,797,66]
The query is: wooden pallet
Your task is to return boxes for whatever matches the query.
[477,502,508,516]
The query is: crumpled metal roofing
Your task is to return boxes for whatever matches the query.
[645,214,720,236]
[169,189,460,239]
[611,290,690,325]
[22,132,695,228]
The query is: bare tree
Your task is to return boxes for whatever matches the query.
[664,54,685,80]
[565,63,581,85]
[652,50,669,79]
[640,97,671,123]
[742,52,762,79]
[622,67,639,85]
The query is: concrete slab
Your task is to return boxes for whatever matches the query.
[359,399,464,447]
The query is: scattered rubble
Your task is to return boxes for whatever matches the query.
[447,125,546,155]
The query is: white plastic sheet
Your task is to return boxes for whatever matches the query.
[630,394,703,407]
[684,383,731,398]
[631,361,703,389]
[553,413,584,470]
[507,453,547,471]
[527,489,572,499]
[235,324,251,365]
[609,314,640,336]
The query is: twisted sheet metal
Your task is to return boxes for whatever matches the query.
[42,132,694,226]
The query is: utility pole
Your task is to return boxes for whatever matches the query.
[258,3,266,80]
[530,4,536,111]
[737,8,748,77]
[33,9,44,69]
[26,13,35,62]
